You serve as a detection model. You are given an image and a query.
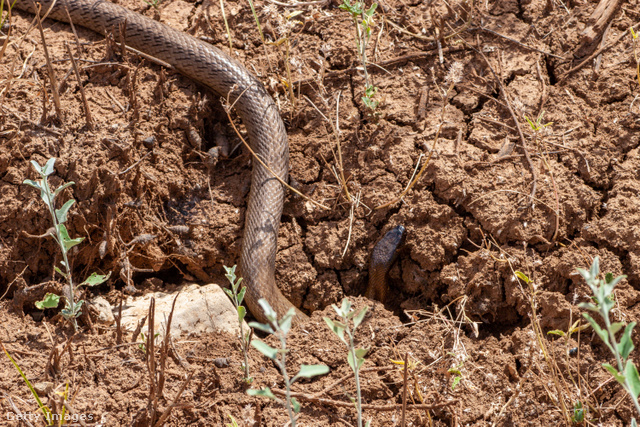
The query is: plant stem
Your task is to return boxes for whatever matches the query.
[278,333,296,427]
[348,334,363,427]
[602,305,640,416]
[42,174,77,329]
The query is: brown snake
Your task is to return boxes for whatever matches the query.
[14,0,402,327]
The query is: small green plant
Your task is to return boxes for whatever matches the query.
[447,356,465,391]
[1,341,55,426]
[223,265,253,384]
[571,400,585,424]
[324,298,369,427]
[339,0,379,112]
[247,299,329,427]
[578,257,640,421]
[24,158,110,330]
[142,0,162,9]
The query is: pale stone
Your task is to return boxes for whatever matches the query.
[116,283,245,338]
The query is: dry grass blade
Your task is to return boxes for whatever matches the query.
[34,3,62,119]
[64,42,93,129]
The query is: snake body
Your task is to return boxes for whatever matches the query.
[15,0,403,326]
[14,0,304,325]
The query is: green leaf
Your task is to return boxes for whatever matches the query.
[583,313,613,352]
[610,322,625,335]
[355,347,368,360]
[54,266,67,279]
[353,306,368,329]
[237,306,246,323]
[237,286,246,306]
[248,321,274,335]
[35,293,60,310]
[603,363,625,385]
[515,271,530,284]
[625,361,640,401]
[224,288,233,299]
[618,322,636,361]
[632,418,638,427]
[30,159,43,174]
[52,181,74,198]
[347,348,366,372]
[257,298,277,323]
[247,387,277,400]
[251,340,277,360]
[79,272,111,287]
[295,364,329,380]
[291,397,301,413]
[23,179,42,190]
[547,330,565,337]
[43,158,56,176]
[55,199,75,224]
[323,317,346,343]
[451,375,462,391]
[279,308,296,335]
[578,302,598,312]
[58,224,84,251]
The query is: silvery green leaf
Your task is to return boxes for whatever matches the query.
[583,313,613,352]
[291,397,301,413]
[43,158,56,176]
[353,306,368,329]
[59,224,84,251]
[79,272,111,287]
[52,181,74,198]
[603,363,625,385]
[248,321,274,334]
[280,312,293,335]
[54,266,67,278]
[578,302,598,311]
[247,387,277,400]
[340,298,351,316]
[295,364,329,380]
[589,257,600,282]
[251,340,277,360]
[610,322,625,335]
[55,199,75,224]
[618,322,636,361]
[23,179,42,190]
[30,160,43,174]
[237,286,246,305]
[237,306,246,322]
[257,298,277,322]
[323,317,346,343]
[625,361,640,401]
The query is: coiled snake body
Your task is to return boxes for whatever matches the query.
[15,0,402,326]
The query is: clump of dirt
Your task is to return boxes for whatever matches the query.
[2,0,640,425]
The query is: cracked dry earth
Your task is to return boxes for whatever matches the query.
[2,0,640,425]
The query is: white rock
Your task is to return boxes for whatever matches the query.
[116,283,245,338]
[90,296,115,325]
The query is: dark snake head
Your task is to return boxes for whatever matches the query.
[366,225,405,302]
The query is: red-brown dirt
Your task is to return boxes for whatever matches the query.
[2,0,640,425]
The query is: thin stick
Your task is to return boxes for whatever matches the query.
[476,25,565,59]
[34,2,62,119]
[65,42,93,130]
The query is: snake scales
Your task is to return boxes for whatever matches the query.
[14,0,402,327]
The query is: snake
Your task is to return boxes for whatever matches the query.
[13,0,402,327]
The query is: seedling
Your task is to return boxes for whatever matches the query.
[223,265,253,384]
[142,0,162,9]
[247,299,329,427]
[578,257,640,420]
[339,0,379,112]
[324,298,369,427]
[24,158,110,330]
